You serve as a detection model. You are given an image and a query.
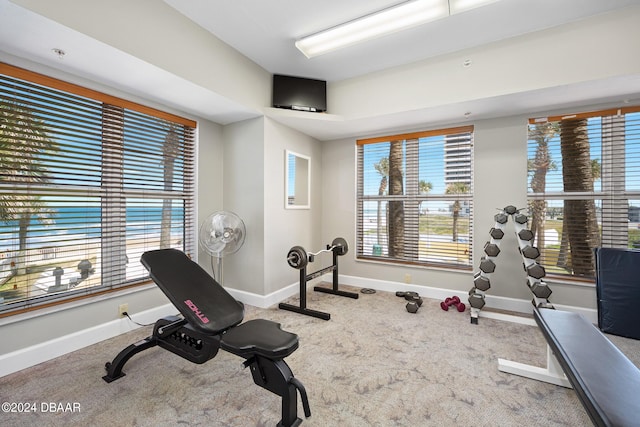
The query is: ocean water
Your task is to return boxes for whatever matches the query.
[0,206,185,252]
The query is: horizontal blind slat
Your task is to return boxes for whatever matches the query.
[0,66,196,315]
[357,127,473,268]
[527,109,640,279]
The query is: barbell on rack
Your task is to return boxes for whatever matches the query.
[287,237,348,269]
[281,237,356,320]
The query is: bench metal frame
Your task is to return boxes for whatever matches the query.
[498,344,571,388]
[499,307,640,427]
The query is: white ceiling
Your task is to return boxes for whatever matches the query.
[1,0,640,140]
[163,0,640,82]
[0,0,258,125]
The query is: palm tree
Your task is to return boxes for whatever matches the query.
[559,118,601,276]
[387,141,404,258]
[160,124,179,249]
[373,157,388,247]
[528,122,558,251]
[445,182,469,242]
[0,99,56,274]
[591,158,601,182]
[419,180,433,194]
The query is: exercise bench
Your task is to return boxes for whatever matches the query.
[102,248,311,427]
[499,307,640,426]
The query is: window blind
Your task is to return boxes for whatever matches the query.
[527,107,640,279]
[356,126,473,269]
[0,64,195,315]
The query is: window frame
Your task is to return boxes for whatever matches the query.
[356,125,474,270]
[0,63,196,317]
[527,106,640,282]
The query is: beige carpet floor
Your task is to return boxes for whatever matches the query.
[2,284,639,426]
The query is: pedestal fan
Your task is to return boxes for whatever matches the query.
[198,211,246,284]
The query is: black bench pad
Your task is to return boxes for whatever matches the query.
[534,307,640,427]
[221,319,299,359]
[141,249,244,335]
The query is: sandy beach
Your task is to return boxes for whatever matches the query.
[0,234,184,307]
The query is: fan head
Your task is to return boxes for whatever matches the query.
[199,211,246,257]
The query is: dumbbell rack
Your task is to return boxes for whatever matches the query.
[468,205,554,324]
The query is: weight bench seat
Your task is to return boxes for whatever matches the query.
[534,307,640,427]
[221,319,299,359]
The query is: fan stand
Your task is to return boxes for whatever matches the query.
[210,255,224,285]
[199,211,246,288]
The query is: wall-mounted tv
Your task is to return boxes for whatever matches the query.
[272,74,326,113]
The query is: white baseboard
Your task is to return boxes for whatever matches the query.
[0,284,303,379]
[0,274,597,378]
[0,304,176,378]
[225,281,300,309]
[330,274,597,325]
[232,274,597,324]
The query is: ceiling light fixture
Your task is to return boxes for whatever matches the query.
[449,0,500,14]
[295,0,501,58]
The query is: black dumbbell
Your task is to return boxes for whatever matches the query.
[406,301,421,313]
[398,291,422,313]
[396,291,419,299]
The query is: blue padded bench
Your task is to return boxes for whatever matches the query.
[595,247,640,340]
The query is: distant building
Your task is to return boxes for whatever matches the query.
[445,133,472,216]
[444,133,472,186]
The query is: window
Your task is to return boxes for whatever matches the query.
[356,126,473,269]
[0,63,195,315]
[527,107,640,280]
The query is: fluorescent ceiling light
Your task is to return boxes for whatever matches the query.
[295,0,449,58]
[295,0,502,58]
[449,0,500,14]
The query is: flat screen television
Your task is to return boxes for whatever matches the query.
[272,74,326,113]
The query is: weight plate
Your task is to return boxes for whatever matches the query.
[332,237,348,256]
[287,246,308,269]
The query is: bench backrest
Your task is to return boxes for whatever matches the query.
[595,247,640,339]
[141,249,244,335]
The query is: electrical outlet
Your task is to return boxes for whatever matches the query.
[404,274,412,284]
[118,303,128,318]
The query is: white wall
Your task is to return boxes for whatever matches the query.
[11,0,272,112]
[263,117,322,295]
[328,5,640,121]
[315,6,640,312]
[220,117,323,297]
[321,111,611,311]
[221,117,266,295]
[196,120,225,276]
